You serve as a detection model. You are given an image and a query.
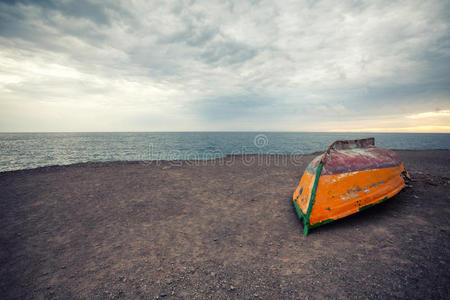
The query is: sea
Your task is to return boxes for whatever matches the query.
[0,132,449,172]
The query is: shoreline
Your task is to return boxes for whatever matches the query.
[1,149,449,174]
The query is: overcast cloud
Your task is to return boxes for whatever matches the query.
[0,0,449,132]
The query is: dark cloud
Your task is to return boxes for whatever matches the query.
[1,0,111,24]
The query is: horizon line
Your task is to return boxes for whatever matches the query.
[0,131,449,134]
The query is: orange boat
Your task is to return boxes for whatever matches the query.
[293,138,409,236]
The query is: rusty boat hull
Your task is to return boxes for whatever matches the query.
[293,138,408,236]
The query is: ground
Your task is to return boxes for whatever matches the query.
[0,150,449,299]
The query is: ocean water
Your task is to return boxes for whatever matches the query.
[0,132,449,172]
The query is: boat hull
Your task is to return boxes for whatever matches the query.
[293,138,408,235]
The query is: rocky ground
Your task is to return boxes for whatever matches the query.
[0,150,449,299]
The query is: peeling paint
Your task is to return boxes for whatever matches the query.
[293,137,408,235]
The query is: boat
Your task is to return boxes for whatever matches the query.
[292,137,409,236]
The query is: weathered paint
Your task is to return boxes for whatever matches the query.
[293,138,408,235]
[293,170,315,213]
[307,147,403,175]
[309,164,406,225]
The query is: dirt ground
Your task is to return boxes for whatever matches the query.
[0,150,449,299]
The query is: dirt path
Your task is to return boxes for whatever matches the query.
[0,150,449,299]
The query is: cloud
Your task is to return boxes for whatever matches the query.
[1,0,115,24]
[192,94,276,121]
[407,110,450,119]
[0,0,449,132]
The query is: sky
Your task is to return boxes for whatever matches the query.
[0,0,449,132]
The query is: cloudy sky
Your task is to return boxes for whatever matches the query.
[0,0,449,132]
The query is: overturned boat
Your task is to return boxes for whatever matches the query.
[293,138,409,236]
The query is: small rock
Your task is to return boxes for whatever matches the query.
[210,272,215,277]
[213,238,218,241]
[229,285,235,291]
[160,292,167,297]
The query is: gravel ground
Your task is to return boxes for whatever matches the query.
[0,150,449,299]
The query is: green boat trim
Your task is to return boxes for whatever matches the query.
[293,195,392,236]
[358,196,389,212]
[292,161,323,236]
[306,162,323,219]
[293,199,335,234]
[309,218,335,229]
